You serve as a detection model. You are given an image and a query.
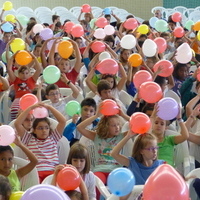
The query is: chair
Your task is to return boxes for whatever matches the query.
[151,6,168,20]
[52,6,68,14]
[57,136,70,164]
[173,6,187,14]
[184,8,195,18]
[41,174,53,184]
[119,90,132,108]
[34,7,52,15]
[0,91,11,124]
[86,91,96,98]
[13,157,39,191]
[189,11,200,23]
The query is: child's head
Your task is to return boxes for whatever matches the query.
[17,111,34,131]
[146,56,157,69]
[152,116,167,135]
[154,75,168,92]
[84,13,92,22]
[52,15,60,23]
[80,98,96,120]
[97,80,112,100]
[46,84,61,103]
[168,15,176,31]
[132,133,158,163]
[33,44,42,57]
[18,66,30,81]
[101,74,116,89]
[65,190,82,200]
[173,63,189,81]
[104,35,115,48]
[58,58,71,73]
[160,32,170,41]
[67,143,90,174]
[96,115,121,139]
[120,49,131,63]
[3,32,12,43]
[0,175,11,200]
[74,37,83,48]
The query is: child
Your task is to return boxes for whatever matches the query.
[0,136,38,192]
[45,74,79,120]
[67,142,96,200]
[63,98,99,146]
[0,74,9,92]
[0,175,11,200]
[14,103,66,182]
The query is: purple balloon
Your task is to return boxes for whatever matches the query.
[39,28,53,40]
[157,97,179,120]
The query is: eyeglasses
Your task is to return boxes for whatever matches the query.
[36,126,50,130]
[48,92,60,96]
[143,146,160,151]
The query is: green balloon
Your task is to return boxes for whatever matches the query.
[89,18,97,29]
[16,15,29,26]
[62,37,70,41]
[65,101,81,116]
[185,20,194,31]
[43,65,61,84]
[155,20,168,32]
[1,51,13,63]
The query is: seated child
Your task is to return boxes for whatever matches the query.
[0,175,11,200]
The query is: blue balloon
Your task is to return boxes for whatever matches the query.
[1,22,14,32]
[107,168,135,197]
[149,17,158,28]
[103,7,111,15]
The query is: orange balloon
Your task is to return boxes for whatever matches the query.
[100,99,119,116]
[15,50,33,66]
[19,94,38,110]
[193,21,200,31]
[57,41,73,59]
[128,53,142,67]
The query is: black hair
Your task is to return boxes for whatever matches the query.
[45,84,59,95]
[154,76,167,87]
[81,98,96,110]
[0,175,11,200]
[173,63,188,80]
[0,146,14,156]
[97,79,112,94]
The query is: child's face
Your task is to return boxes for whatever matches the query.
[33,47,41,57]
[99,89,112,100]
[81,106,95,120]
[75,39,83,48]
[146,58,155,69]
[58,60,71,73]
[33,121,50,140]
[71,158,86,173]
[22,114,34,131]
[0,151,13,175]
[152,117,166,135]
[105,77,114,89]
[108,117,121,137]
[177,67,188,81]
[46,89,61,103]
[121,50,131,61]
[18,70,30,81]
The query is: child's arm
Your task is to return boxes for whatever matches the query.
[25,29,33,47]
[14,135,38,179]
[0,75,9,91]
[79,176,89,200]
[167,74,175,89]
[0,9,5,22]
[78,10,83,22]
[30,52,42,82]
[7,53,16,82]
[116,62,127,91]
[51,164,65,186]
[48,37,61,65]
[35,82,43,102]
[85,67,97,93]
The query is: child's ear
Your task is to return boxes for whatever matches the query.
[45,95,49,99]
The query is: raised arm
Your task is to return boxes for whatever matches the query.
[0,75,9,91]
[116,62,127,91]
[7,53,16,82]
[48,37,61,65]
[85,67,97,93]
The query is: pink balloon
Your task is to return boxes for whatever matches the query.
[104,25,115,35]
[39,28,53,40]
[20,94,38,110]
[123,18,138,30]
[172,12,182,22]
[47,40,58,52]
[94,28,106,39]
[154,37,167,53]
[95,17,108,28]
[33,107,49,118]
[173,27,184,38]
[0,125,15,146]
[96,58,119,75]
[32,24,44,34]
[64,21,75,33]
[133,70,153,89]
[153,60,174,77]
[71,25,84,37]
[139,81,163,103]
[91,41,106,53]
[100,99,119,116]
[81,4,91,12]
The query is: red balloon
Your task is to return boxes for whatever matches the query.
[133,70,153,89]
[71,25,84,37]
[154,37,167,53]
[64,21,75,33]
[100,99,119,116]
[19,94,38,110]
[173,27,184,38]
[95,17,108,28]
[129,112,151,134]
[96,58,119,75]
[91,41,106,53]
[56,167,81,191]
[171,12,182,22]
[143,164,189,200]
[153,60,174,77]
[123,18,138,30]
[81,4,91,12]
[139,81,163,103]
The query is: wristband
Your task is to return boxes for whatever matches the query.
[177,118,184,123]
[67,80,71,85]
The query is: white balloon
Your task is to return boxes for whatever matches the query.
[104,25,115,35]
[94,28,106,39]
[120,35,136,49]
[142,39,157,57]
[175,43,192,64]
[99,52,111,61]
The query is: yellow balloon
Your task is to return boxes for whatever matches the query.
[197,31,200,41]
[5,14,16,23]
[137,24,149,34]
[191,48,195,57]
[3,1,13,11]
[9,191,24,200]
[10,38,26,53]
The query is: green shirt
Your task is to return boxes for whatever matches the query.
[7,169,21,192]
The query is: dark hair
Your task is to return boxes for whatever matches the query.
[0,175,12,200]
[43,23,49,27]
[18,66,29,74]
[173,63,188,80]
[0,146,14,156]
[101,74,117,89]
[52,15,59,22]
[46,84,59,95]
[160,32,170,38]
[126,14,134,19]
[154,76,167,87]
[104,14,111,18]
[34,44,42,50]
[168,15,176,25]
[32,88,47,101]
[104,35,115,47]
[65,190,82,200]
[97,80,111,94]
[55,22,62,28]
[81,98,96,110]
[26,22,36,34]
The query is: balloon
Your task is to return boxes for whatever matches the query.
[149,17,158,28]
[104,25,115,35]
[0,125,15,146]
[3,1,13,11]
[197,68,200,81]
[123,18,138,30]
[19,94,38,110]
[5,14,16,23]
[57,40,73,59]
[15,50,33,66]
[143,164,189,200]
[197,31,200,41]
[137,24,149,34]
[99,52,111,61]
[129,112,151,134]
[142,39,157,57]
[16,15,29,26]
[120,35,136,49]
[9,191,24,200]
[43,65,61,84]
[172,12,182,22]
[155,19,168,32]
[95,17,108,28]
[62,37,70,41]
[154,37,167,53]
[103,7,111,15]
[100,99,119,116]
[10,38,26,53]
[139,81,163,103]
[175,43,192,64]
[33,107,48,118]
[81,4,91,12]
[1,22,13,32]
[173,26,184,38]
[128,53,142,67]
[64,21,75,33]
[91,41,106,53]
[71,25,84,37]
[107,168,135,197]
[32,24,44,34]
[39,28,53,40]
[1,51,13,63]
[193,21,200,31]
[56,167,81,191]
[133,70,153,89]
[184,20,194,31]
[157,97,179,120]
[96,58,119,75]
[89,18,97,29]
[65,101,81,116]
[94,28,106,39]
[21,184,70,200]
[153,60,174,77]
